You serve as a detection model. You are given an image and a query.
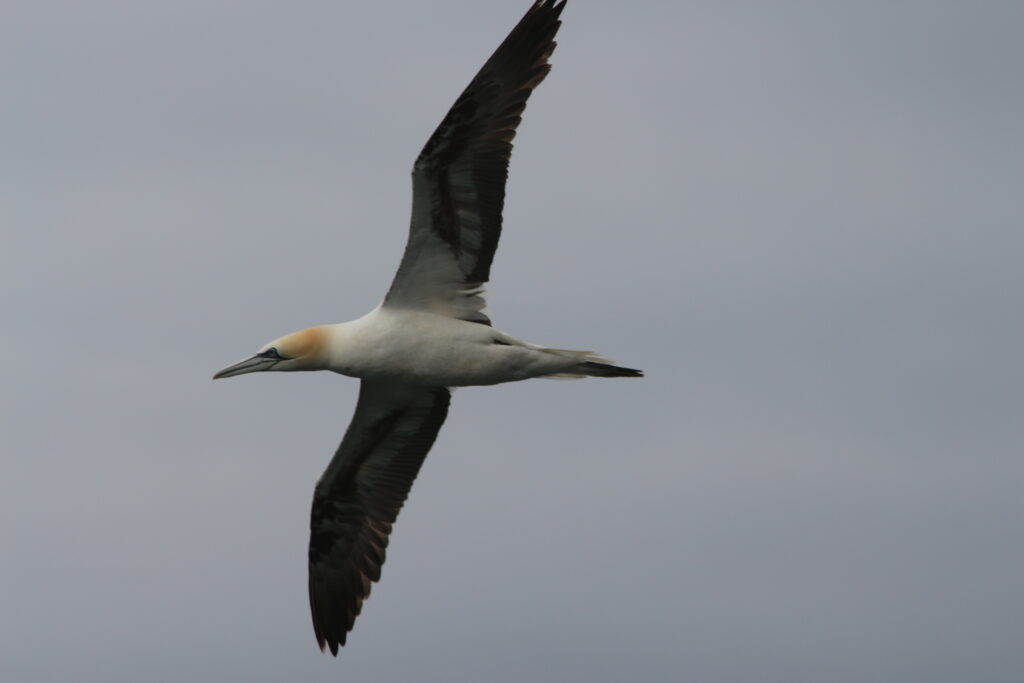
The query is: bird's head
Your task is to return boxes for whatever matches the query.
[213,326,329,379]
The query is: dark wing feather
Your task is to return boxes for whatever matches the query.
[308,381,450,655]
[384,0,566,325]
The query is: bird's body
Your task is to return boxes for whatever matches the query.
[256,309,622,386]
[215,0,640,655]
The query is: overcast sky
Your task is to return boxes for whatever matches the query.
[3,1,1023,681]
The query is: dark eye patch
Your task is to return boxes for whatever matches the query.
[259,347,282,360]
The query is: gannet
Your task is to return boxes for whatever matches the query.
[214,0,641,655]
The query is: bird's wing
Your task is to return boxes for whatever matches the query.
[383,0,566,326]
[308,381,451,655]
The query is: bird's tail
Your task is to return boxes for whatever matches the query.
[574,360,644,378]
[539,348,644,379]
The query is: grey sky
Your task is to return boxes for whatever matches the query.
[3,1,1022,681]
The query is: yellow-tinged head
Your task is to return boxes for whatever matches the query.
[213,326,329,379]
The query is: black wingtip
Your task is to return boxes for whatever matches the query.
[316,631,341,656]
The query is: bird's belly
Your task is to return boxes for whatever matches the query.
[357,339,523,386]
[339,312,554,386]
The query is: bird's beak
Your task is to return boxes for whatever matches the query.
[213,355,278,379]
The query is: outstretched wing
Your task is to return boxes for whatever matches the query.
[308,381,451,655]
[384,0,566,326]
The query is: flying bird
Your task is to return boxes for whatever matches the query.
[214,0,641,655]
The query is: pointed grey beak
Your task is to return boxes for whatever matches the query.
[213,355,279,379]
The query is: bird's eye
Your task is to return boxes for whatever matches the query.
[260,347,282,359]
